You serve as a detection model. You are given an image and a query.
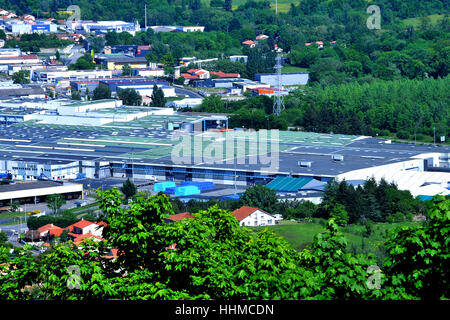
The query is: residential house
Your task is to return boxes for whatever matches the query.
[66,219,104,239]
[181,68,210,80]
[37,223,64,239]
[210,71,240,78]
[256,34,269,41]
[164,212,194,223]
[305,41,324,49]
[232,206,281,227]
[242,40,256,48]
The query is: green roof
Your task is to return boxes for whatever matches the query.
[266,176,312,192]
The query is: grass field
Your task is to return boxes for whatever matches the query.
[401,14,445,28]
[201,0,299,12]
[254,220,423,263]
[281,65,308,73]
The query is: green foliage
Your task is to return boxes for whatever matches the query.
[6,33,70,52]
[27,211,79,230]
[12,70,30,84]
[1,189,448,300]
[329,203,349,226]
[240,184,279,214]
[383,196,450,299]
[46,194,66,214]
[0,231,7,245]
[121,64,132,76]
[119,178,138,201]
[69,53,96,70]
[117,88,142,106]
[150,84,166,108]
[317,178,421,224]
[300,219,383,299]
[93,83,112,100]
[71,90,82,101]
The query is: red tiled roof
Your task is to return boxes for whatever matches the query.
[168,212,194,221]
[73,232,105,246]
[210,71,240,78]
[232,206,259,221]
[103,248,119,259]
[242,40,255,45]
[181,73,199,79]
[37,224,55,233]
[37,224,64,236]
[71,219,95,229]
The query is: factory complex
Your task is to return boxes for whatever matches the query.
[0,97,449,206]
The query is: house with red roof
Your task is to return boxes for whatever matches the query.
[37,224,64,239]
[72,233,105,246]
[67,219,105,239]
[256,34,269,41]
[210,71,240,78]
[305,41,324,49]
[164,212,194,223]
[181,68,210,80]
[242,40,256,48]
[232,206,281,227]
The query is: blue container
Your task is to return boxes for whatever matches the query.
[222,194,241,200]
[180,181,214,191]
[175,186,200,196]
[154,181,176,192]
[164,187,176,195]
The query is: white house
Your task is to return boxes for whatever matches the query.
[69,219,105,237]
[232,206,282,227]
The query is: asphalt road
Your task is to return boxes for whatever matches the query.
[174,87,203,99]
[64,45,84,66]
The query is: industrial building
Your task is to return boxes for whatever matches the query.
[95,55,149,71]
[66,20,141,35]
[5,20,58,35]
[116,84,176,98]
[254,72,310,87]
[133,68,165,77]
[99,78,169,94]
[150,26,205,33]
[32,69,113,83]
[0,180,83,206]
[0,98,448,200]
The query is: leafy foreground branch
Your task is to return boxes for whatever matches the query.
[0,189,448,300]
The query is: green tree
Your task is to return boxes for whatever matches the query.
[150,84,166,108]
[46,194,66,214]
[12,70,30,84]
[117,88,142,106]
[383,196,450,299]
[240,184,279,214]
[71,90,82,100]
[223,0,232,12]
[120,178,137,202]
[121,64,132,76]
[93,83,111,100]
[0,231,7,245]
[329,203,349,226]
[10,201,20,212]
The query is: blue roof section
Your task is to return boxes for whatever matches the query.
[418,195,434,201]
[266,176,312,192]
[300,179,327,192]
[222,193,242,200]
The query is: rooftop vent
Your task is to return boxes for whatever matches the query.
[331,154,344,161]
[298,161,312,168]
